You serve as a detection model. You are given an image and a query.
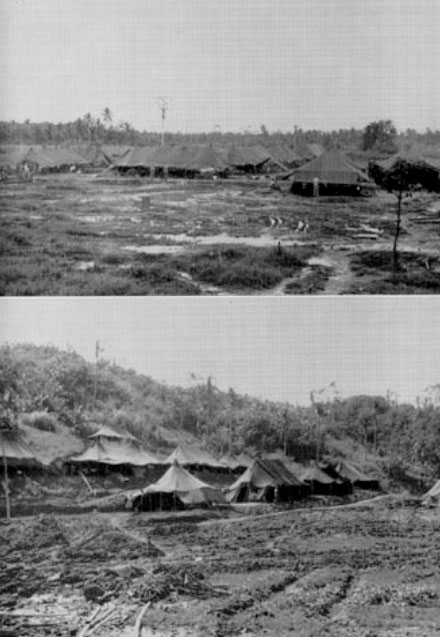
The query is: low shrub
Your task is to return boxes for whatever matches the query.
[22,411,58,432]
[172,245,316,291]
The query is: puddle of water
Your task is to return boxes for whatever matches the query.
[81,214,115,222]
[80,214,141,223]
[124,245,185,255]
[75,261,95,271]
[124,234,310,258]
[141,628,192,637]
[307,256,333,268]
[147,233,309,248]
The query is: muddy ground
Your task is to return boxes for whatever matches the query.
[1,174,439,294]
[1,497,440,636]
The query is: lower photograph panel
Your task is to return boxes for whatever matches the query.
[1,296,440,636]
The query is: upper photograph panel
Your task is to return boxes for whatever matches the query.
[1,0,439,295]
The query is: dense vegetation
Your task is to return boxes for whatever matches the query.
[1,112,440,155]
[1,344,440,479]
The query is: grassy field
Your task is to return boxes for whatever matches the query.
[1,496,439,636]
[1,174,439,295]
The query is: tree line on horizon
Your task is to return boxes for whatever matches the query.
[1,343,440,480]
[1,110,440,154]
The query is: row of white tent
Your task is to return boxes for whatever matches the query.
[68,425,252,470]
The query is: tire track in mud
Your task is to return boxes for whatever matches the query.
[315,572,355,617]
[211,567,356,637]
[210,569,303,636]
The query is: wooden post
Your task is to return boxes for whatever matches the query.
[393,190,403,271]
[2,446,11,520]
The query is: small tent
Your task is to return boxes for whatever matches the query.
[135,461,225,510]
[301,462,351,496]
[334,460,380,490]
[225,458,307,503]
[422,480,440,507]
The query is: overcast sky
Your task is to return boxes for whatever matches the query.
[1,297,439,406]
[1,0,439,132]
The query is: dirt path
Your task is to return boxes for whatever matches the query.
[106,514,197,563]
[308,249,354,294]
[198,494,399,529]
[105,513,173,557]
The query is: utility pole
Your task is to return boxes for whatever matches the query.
[156,97,168,146]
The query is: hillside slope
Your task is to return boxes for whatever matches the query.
[1,344,440,485]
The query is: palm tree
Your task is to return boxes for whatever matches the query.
[102,108,113,127]
[102,108,114,142]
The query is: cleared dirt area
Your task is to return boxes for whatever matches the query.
[1,174,439,294]
[1,498,440,636]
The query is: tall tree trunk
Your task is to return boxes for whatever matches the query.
[393,190,403,271]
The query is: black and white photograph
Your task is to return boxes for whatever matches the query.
[1,0,440,636]
[1,297,440,635]
[1,0,439,295]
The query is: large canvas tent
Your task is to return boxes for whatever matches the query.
[188,145,229,173]
[115,147,154,173]
[0,145,30,171]
[74,144,131,167]
[291,149,374,195]
[69,426,160,469]
[262,143,302,168]
[371,150,440,192]
[0,425,42,469]
[22,147,89,172]
[168,144,201,172]
[134,461,224,511]
[225,458,307,503]
[375,150,440,172]
[0,421,45,518]
[226,145,271,173]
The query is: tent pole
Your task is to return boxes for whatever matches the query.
[2,446,11,520]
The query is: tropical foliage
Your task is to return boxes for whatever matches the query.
[1,344,440,478]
